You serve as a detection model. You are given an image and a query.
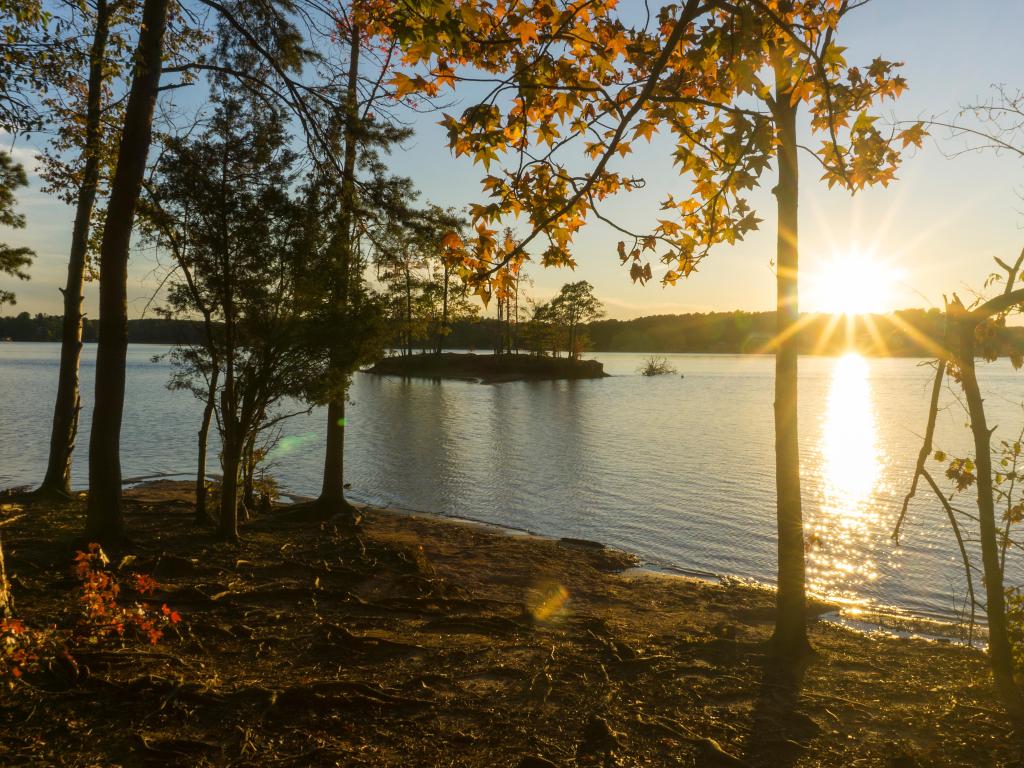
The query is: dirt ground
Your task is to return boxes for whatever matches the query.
[0,480,1020,767]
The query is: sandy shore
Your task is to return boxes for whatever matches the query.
[0,480,1019,766]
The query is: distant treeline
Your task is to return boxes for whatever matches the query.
[6,308,1024,357]
[587,309,962,356]
[443,308,1024,357]
[0,312,205,344]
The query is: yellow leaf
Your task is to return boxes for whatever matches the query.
[511,19,538,45]
[606,31,628,59]
[632,120,658,142]
[390,72,418,99]
[440,231,463,250]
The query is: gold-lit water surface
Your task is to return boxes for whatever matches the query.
[807,353,887,607]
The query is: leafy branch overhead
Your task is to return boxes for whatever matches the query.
[389,0,925,289]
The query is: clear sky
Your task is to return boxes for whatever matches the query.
[3,0,1024,320]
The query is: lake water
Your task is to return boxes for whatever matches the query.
[2,343,1023,627]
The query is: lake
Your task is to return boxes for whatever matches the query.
[2,343,1022,628]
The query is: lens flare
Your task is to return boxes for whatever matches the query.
[527,582,570,622]
[269,432,317,459]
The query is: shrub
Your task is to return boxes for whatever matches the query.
[0,618,52,682]
[1,544,181,687]
[71,544,181,645]
[638,355,678,376]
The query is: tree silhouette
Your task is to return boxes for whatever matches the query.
[550,280,604,360]
[0,154,34,309]
[146,89,316,541]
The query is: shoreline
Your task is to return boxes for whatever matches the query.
[125,473,979,646]
[0,477,1013,765]
[271,482,989,646]
[369,496,982,647]
[53,472,984,646]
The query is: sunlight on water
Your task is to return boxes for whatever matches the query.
[808,353,884,605]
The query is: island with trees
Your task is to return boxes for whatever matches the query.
[367,279,609,382]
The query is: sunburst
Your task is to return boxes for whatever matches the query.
[806,249,903,316]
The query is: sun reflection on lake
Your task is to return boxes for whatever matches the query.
[807,353,884,605]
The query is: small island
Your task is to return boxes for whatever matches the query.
[365,352,609,384]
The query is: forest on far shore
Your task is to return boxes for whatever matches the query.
[4,307,1024,358]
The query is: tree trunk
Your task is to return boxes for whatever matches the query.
[195,367,218,524]
[39,0,111,498]
[513,274,520,353]
[436,262,449,355]
[217,338,241,540]
[85,0,169,545]
[404,258,413,357]
[317,23,359,519]
[216,135,238,540]
[495,296,503,355]
[769,81,811,657]
[320,398,352,504]
[218,430,241,542]
[240,432,256,520]
[956,318,1024,717]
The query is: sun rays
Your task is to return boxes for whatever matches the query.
[806,249,904,316]
[752,248,934,357]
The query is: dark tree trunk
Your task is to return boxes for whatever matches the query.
[240,432,256,520]
[955,317,1024,717]
[320,398,351,506]
[195,367,218,524]
[85,0,169,545]
[769,82,811,658]
[436,261,449,355]
[318,24,359,519]
[163,242,219,526]
[505,293,512,354]
[216,137,238,542]
[495,296,503,355]
[512,274,520,353]
[218,430,241,542]
[404,259,413,357]
[39,0,111,498]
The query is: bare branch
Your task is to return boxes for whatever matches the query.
[921,467,978,644]
[894,357,947,543]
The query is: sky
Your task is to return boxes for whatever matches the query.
[3,0,1024,321]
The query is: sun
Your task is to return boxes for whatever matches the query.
[806,250,902,316]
